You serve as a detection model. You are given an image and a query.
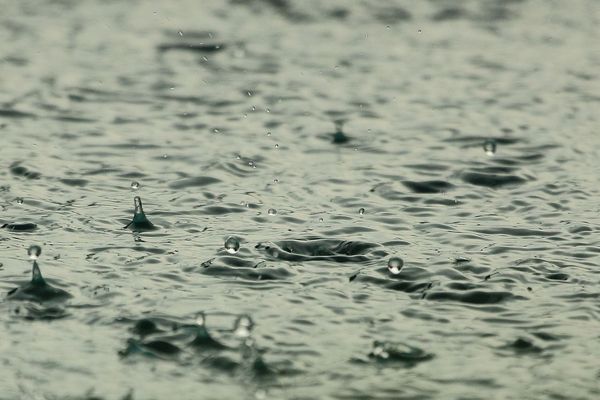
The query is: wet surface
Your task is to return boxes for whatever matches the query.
[1,0,600,399]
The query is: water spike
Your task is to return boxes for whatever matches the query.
[134,196,144,215]
[31,260,45,284]
[125,196,157,231]
[234,315,254,338]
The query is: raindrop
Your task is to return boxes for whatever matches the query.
[319,217,324,222]
[274,144,279,148]
[267,208,277,216]
[387,257,404,274]
[266,131,271,136]
[178,31,183,36]
[358,207,365,215]
[273,178,279,183]
[28,245,41,260]
[16,197,24,204]
[234,315,254,338]
[162,154,168,159]
[130,181,140,190]
[483,139,497,156]
[224,236,240,254]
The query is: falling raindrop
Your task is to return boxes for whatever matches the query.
[483,139,497,156]
[224,236,240,254]
[358,207,365,215]
[28,245,42,260]
[130,181,140,190]
[387,257,404,274]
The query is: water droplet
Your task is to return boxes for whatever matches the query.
[267,208,277,215]
[15,197,23,204]
[319,217,324,222]
[483,139,497,156]
[273,178,279,183]
[274,144,279,148]
[162,154,168,159]
[130,181,140,190]
[28,245,42,260]
[224,236,240,254]
[178,30,183,36]
[266,131,271,136]
[417,29,422,33]
[195,312,206,326]
[234,315,254,338]
[358,207,365,215]
[387,257,404,274]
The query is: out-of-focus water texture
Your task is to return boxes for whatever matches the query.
[1,0,599,399]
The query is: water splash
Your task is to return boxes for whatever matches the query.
[124,196,157,231]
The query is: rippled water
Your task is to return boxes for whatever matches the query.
[1,0,599,399]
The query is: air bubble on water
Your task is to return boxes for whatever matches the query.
[130,181,140,190]
[358,207,365,215]
[224,236,240,254]
[16,197,24,204]
[234,315,254,338]
[195,312,206,327]
[267,208,277,215]
[28,245,42,260]
[387,257,404,274]
[483,139,497,156]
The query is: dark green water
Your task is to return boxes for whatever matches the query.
[1,0,599,399]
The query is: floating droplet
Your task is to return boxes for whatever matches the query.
[387,257,404,274]
[358,207,365,215]
[234,315,254,338]
[130,181,140,190]
[483,139,497,156]
[267,208,277,216]
[224,236,240,254]
[28,245,42,260]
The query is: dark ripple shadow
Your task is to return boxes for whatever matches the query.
[256,238,387,263]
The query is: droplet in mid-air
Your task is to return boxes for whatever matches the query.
[387,257,404,275]
[267,208,277,216]
[483,139,497,156]
[234,315,254,338]
[224,236,240,254]
[358,207,365,215]
[28,245,42,260]
[130,181,140,190]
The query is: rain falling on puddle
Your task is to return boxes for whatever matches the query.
[1,1,599,399]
